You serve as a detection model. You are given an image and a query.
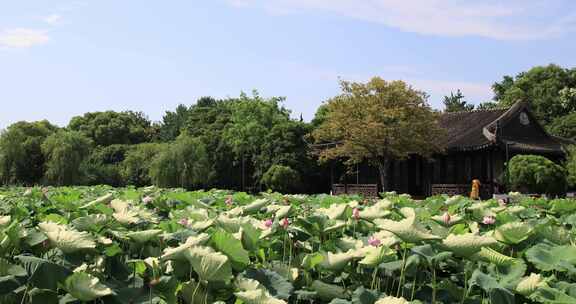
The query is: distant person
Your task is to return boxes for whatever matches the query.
[470,179,481,200]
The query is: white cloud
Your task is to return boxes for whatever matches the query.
[227,0,576,40]
[43,14,62,25]
[0,28,50,49]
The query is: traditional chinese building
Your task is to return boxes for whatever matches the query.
[331,101,571,198]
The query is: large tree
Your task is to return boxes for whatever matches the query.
[149,134,213,189]
[492,64,576,125]
[312,77,444,191]
[0,120,58,185]
[42,130,93,185]
[443,89,475,112]
[68,111,154,146]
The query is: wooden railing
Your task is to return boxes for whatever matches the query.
[332,184,379,198]
[431,184,491,198]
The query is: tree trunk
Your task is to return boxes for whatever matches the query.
[377,158,390,192]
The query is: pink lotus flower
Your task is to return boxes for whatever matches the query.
[352,208,360,220]
[178,218,189,226]
[482,216,496,225]
[225,196,233,206]
[280,218,290,229]
[263,219,273,229]
[368,236,381,247]
[142,196,153,204]
[442,212,451,225]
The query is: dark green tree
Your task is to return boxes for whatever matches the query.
[0,120,58,185]
[121,143,165,186]
[492,64,576,125]
[149,135,213,189]
[443,90,475,112]
[547,112,576,140]
[507,154,566,195]
[68,111,154,146]
[262,165,301,193]
[42,130,93,185]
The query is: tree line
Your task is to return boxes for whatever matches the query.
[1,64,576,193]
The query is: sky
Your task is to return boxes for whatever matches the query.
[0,0,575,129]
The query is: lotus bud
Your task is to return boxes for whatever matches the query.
[353,208,360,220]
[281,218,290,229]
[368,236,381,247]
[442,212,451,225]
[142,196,153,204]
[264,219,273,229]
[482,216,496,225]
[225,196,233,206]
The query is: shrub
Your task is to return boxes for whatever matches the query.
[262,165,301,193]
[565,146,576,188]
[507,154,566,195]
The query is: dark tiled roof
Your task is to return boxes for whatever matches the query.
[438,108,508,151]
[438,101,567,154]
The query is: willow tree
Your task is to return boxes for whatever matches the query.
[312,77,444,191]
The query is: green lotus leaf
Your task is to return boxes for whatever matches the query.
[79,193,113,209]
[431,214,464,227]
[112,210,140,225]
[358,246,396,267]
[441,233,497,257]
[211,229,250,271]
[234,277,287,304]
[319,251,356,272]
[243,199,269,214]
[186,246,232,283]
[535,223,570,245]
[323,220,347,234]
[317,204,350,220]
[71,214,108,231]
[359,201,392,220]
[180,279,213,304]
[38,222,96,253]
[371,231,401,247]
[235,289,286,304]
[375,209,440,243]
[311,280,348,301]
[516,273,547,296]
[126,229,162,244]
[472,247,516,266]
[494,222,533,244]
[374,296,410,304]
[64,272,113,302]
[161,233,210,261]
[525,243,576,272]
[337,237,364,251]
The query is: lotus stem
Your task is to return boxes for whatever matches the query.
[396,244,408,297]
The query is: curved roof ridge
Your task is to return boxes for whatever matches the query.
[441,105,510,115]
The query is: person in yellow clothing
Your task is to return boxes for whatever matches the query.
[470,179,481,200]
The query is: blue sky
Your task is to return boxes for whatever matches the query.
[1,0,575,129]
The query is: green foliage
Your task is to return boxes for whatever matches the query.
[121,143,164,187]
[0,120,58,185]
[68,110,154,146]
[492,64,576,125]
[547,112,576,139]
[566,146,576,188]
[507,154,566,195]
[149,134,213,189]
[0,186,575,303]
[443,89,474,112]
[312,77,444,190]
[262,165,301,193]
[41,130,93,185]
[81,144,129,186]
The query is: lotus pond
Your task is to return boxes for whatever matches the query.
[1,186,576,303]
